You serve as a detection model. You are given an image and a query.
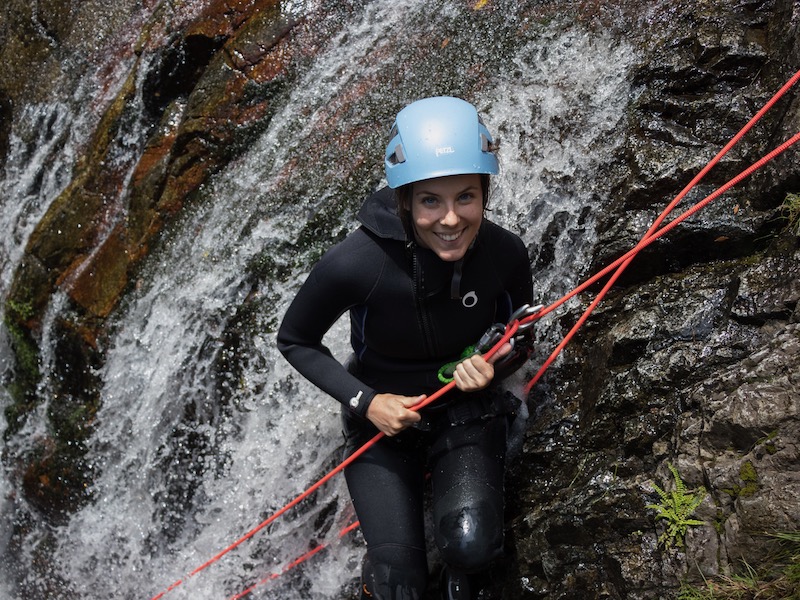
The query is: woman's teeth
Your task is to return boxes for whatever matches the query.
[437,231,462,242]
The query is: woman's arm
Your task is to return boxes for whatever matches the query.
[277,232,381,418]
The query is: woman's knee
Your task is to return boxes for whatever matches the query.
[361,544,428,599]
[434,494,504,572]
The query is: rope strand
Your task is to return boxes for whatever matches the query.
[530,68,800,323]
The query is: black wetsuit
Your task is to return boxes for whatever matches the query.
[277,187,533,599]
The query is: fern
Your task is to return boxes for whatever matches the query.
[647,463,707,549]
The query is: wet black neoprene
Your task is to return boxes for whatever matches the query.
[277,187,533,599]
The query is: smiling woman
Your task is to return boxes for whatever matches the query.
[277,97,534,599]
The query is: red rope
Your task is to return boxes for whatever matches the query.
[522,127,800,394]
[149,329,521,600]
[525,68,800,325]
[228,521,361,600]
[148,69,799,600]
[149,434,382,600]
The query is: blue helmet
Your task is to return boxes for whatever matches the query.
[384,97,499,189]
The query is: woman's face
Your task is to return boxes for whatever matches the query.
[407,173,484,262]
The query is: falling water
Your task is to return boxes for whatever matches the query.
[1,1,637,598]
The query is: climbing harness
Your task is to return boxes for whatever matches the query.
[149,68,800,600]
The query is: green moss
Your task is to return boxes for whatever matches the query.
[781,192,800,235]
[3,301,43,437]
[6,298,34,320]
[740,461,757,482]
[739,461,759,497]
[722,461,761,499]
[4,318,40,382]
[756,431,779,455]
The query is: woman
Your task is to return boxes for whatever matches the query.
[277,96,533,599]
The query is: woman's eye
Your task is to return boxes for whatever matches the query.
[420,196,438,206]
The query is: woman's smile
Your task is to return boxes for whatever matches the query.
[435,228,466,242]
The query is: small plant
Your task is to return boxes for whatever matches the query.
[771,532,800,586]
[678,530,800,599]
[781,192,800,236]
[647,463,706,549]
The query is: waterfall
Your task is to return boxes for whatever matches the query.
[1,1,637,598]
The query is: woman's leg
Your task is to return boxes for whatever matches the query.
[343,415,429,600]
[429,415,507,589]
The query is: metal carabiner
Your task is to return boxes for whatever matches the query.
[509,303,544,330]
[472,304,545,357]
[474,322,507,355]
[507,303,544,346]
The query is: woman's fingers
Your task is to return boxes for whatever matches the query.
[453,355,494,391]
[366,393,423,436]
[486,341,512,364]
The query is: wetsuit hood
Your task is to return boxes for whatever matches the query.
[357,186,407,242]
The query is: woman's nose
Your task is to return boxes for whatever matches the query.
[440,203,459,226]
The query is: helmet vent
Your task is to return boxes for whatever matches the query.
[388,143,406,165]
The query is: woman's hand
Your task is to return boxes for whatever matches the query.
[366,393,425,436]
[366,343,513,434]
[453,342,512,392]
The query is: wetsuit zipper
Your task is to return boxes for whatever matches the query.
[410,242,436,357]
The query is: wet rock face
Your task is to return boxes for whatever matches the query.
[508,236,799,598]
[505,0,800,597]
[593,0,800,286]
[6,0,290,331]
